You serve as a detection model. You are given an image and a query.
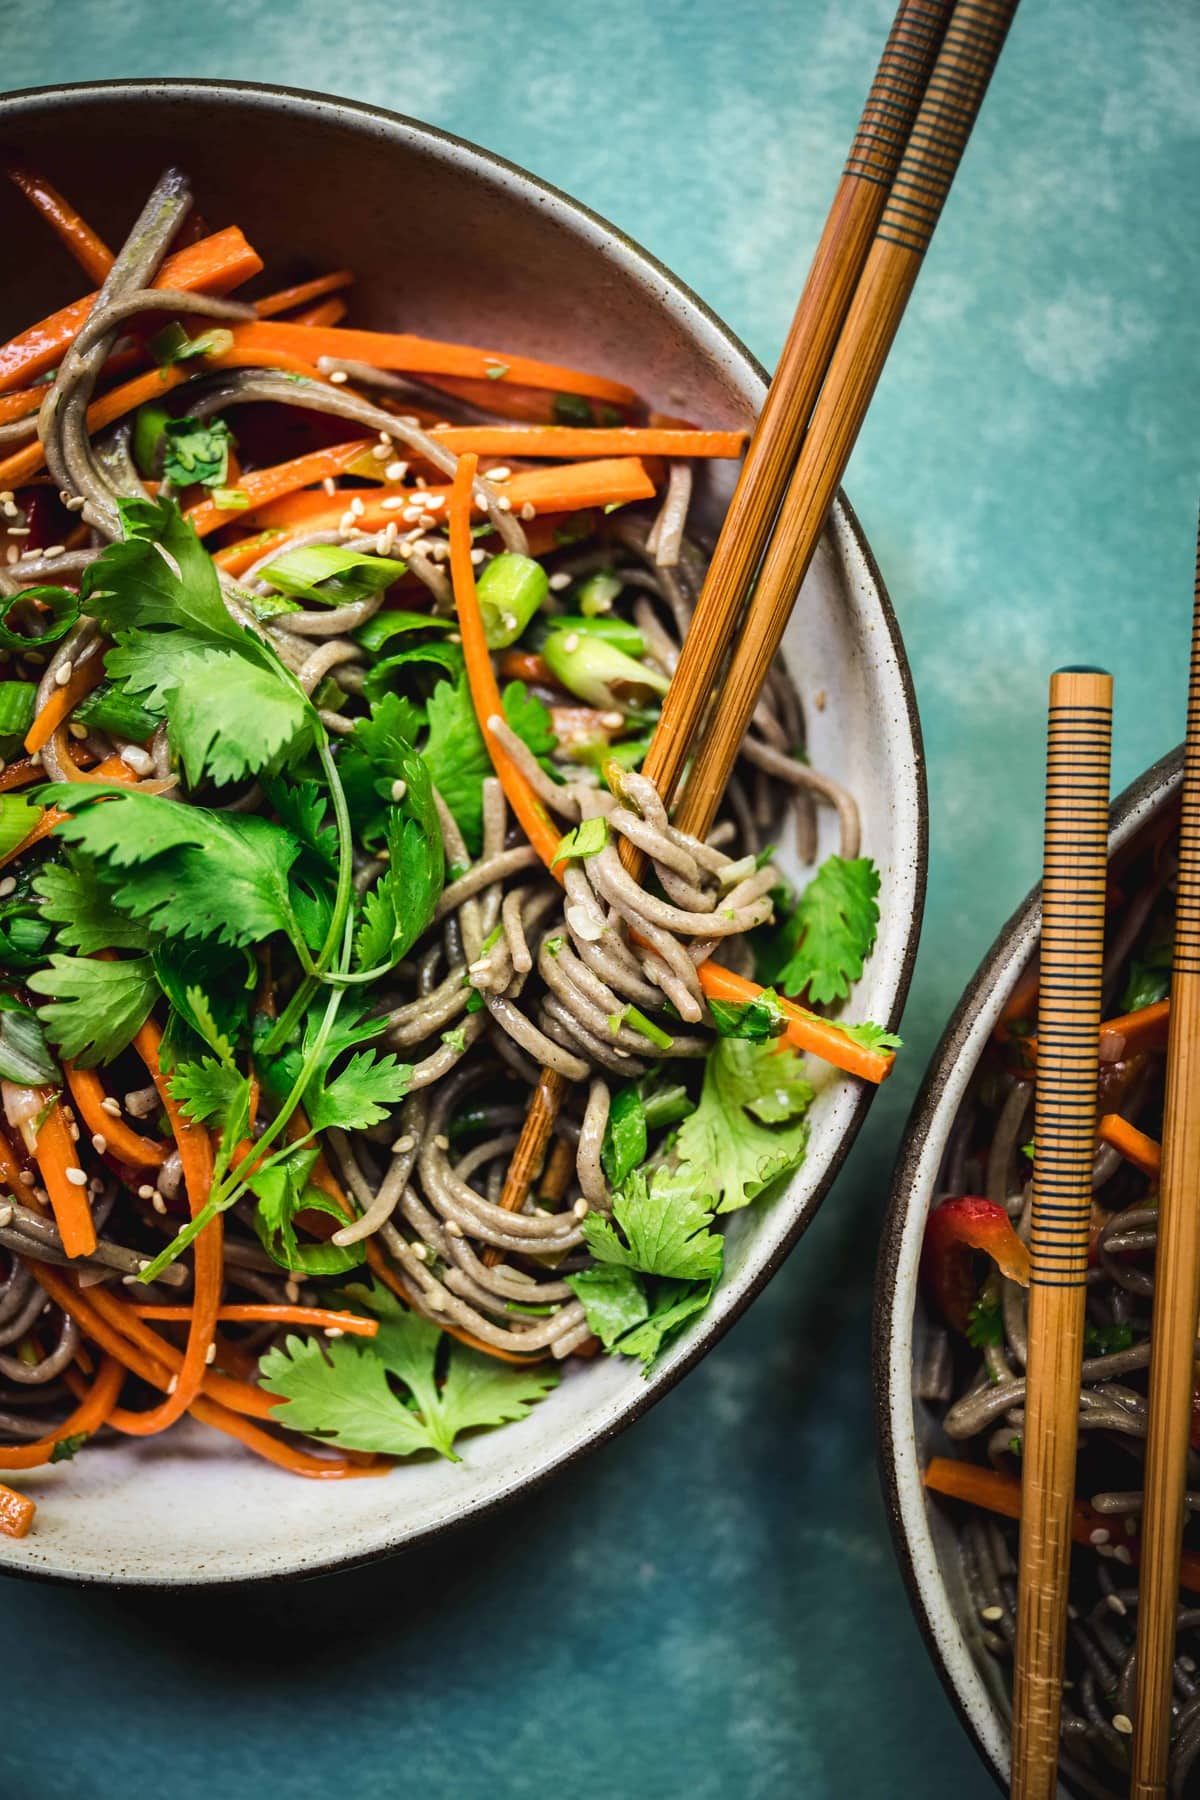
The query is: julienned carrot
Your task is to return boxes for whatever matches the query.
[7,166,114,283]
[29,1265,377,1477]
[0,1123,25,1189]
[425,425,747,459]
[80,1283,277,1423]
[450,453,563,869]
[225,319,638,407]
[186,438,373,537]
[133,1304,379,1338]
[254,457,655,535]
[0,225,264,396]
[253,270,354,319]
[289,297,348,329]
[1097,1111,1162,1178]
[0,1353,123,1472]
[0,365,192,490]
[24,650,107,754]
[113,1016,221,1435]
[211,530,286,576]
[0,756,41,793]
[694,963,895,1084]
[0,1482,36,1538]
[500,650,554,686]
[63,1062,165,1169]
[0,388,42,426]
[923,1456,1200,1595]
[32,1099,97,1259]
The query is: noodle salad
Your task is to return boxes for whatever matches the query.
[0,165,897,1535]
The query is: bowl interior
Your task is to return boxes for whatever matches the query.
[876,748,1183,1792]
[0,82,924,1584]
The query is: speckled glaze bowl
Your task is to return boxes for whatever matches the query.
[0,79,925,1586]
[875,748,1182,1794]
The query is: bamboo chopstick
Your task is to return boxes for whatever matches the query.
[499,0,1018,1218]
[494,0,955,1220]
[1131,524,1200,1798]
[1010,668,1114,1800]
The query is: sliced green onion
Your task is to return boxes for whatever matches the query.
[211,488,249,511]
[539,614,643,657]
[0,995,58,1087]
[355,609,455,654]
[0,794,41,859]
[245,589,302,621]
[476,552,549,649]
[620,1005,673,1051]
[149,323,234,368]
[576,570,623,616]
[641,1083,693,1130]
[0,586,81,654]
[260,543,408,608]
[310,676,348,712]
[0,682,36,739]
[553,393,595,427]
[541,630,668,710]
[72,679,161,744]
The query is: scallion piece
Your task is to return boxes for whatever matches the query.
[0,795,40,860]
[0,682,37,740]
[355,610,455,654]
[475,552,549,649]
[260,543,408,608]
[541,630,668,709]
[0,586,80,654]
[537,614,643,657]
[72,680,162,745]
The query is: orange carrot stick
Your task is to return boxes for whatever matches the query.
[1097,1111,1162,1179]
[450,452,563,867]
[6,165,114,283]
[63,1063,166,1169]
[211,530,286,576]
[225,320,638,406]
[24,651,107,754]
[289,297,348,329]
[255,457,654,535]
[0,224,264,395]
[132,1304,379,1337]
[0,1482,36,1537]
[32,1099,97,1259]
[0,388,43,426]
[185,438,373,537]
[1022,997,1172,1066]
[0,753,138,871]
[0,1354,123,1471]
[694,962,896,1084]
[425,425,747,459]
[254,270,355,318]
[0,1122,25,1189]
[0,365,192,490]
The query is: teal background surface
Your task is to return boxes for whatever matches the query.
[1,2,1198,1795]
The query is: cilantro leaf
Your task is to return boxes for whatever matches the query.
[582,1167,724,1280]
[161,416,233,489]
[762,854,881,1004]
[613,1277,716,1367]
[49,1432,88,1464]
[338,691,427,846]
[354,739,443,971]
[565,1263,649,1347]
[28,953,158,1066]
[161,650,314,787]
[835,1019,903,1053]
[260,1282,558,1460]
[552,816,608,867]
[81,496,245,646]
[671,1037,812,1212]
[250,1156,364,1276]
[600,1083,647,1188]
[707,987,786,1041]
[423,675,557,853]
[0,996,59,1087]
[40,784,305,952]
[966,1292,1004,1348]
[256,996,411,1135]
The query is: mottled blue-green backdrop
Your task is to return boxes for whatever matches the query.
[2,2,1198,1795]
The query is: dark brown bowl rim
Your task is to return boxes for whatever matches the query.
[872,744,1183,1790]
[0,76,927,1589]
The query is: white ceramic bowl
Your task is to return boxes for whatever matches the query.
[874,748,1182,1793]
[0,80,926,1585]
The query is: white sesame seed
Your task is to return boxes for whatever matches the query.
[7,526,29,537]
[42,544,65,559]
[4,548,16,566]
[573,1198,589,1220]
[65,1167,88,1187]
[0,876,15,898]
[562,633,580,653]
[496,495,512,512]
[338,511,357,532]
[434,1134,450,1151]
[385,460,408,483]
[167,1375,179,1395]
[371,443,392,462]
[328,370,349,384]
[1106,1593,1128,1617]
[1112,1544,1133,1565]
[402,506,423,524]
[205,1343,217,1364]
[380,495,404,512]
[378,523,399,555]
[324,1326,345,1338]
[100,1096,122,1117]
[349,496,365,518]
[391,1135,414,1156]
[1090,1527,1110,1545]
[422,493,445,512]
[152,1192,167,1215]
[18,1170,34,1186]
[0,491,11,502]
[548,572,570,591]
[980,1605,1004,1623]
[68,720,89,740]
[469,547,486,565]
[520,502,536,522]
[91,1133,107,1155]
[415,475,428,490]
[1112,1714,1133,1736]
[600,711,624,730]
[411,1242,428,1262]
[425,1291,445,1311]
[119,744,154,776]
[390,778,407,802]
[64,494,86,513]
[54,659,74,686]
[488,466,512,483]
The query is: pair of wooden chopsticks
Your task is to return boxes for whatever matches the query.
[499,0,1021,1219]
[1010,526,1200,1799]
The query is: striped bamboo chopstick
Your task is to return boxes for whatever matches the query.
[496,0,958,1216]
[1131,522,1200,1798]
[1010,668,1114,1800]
